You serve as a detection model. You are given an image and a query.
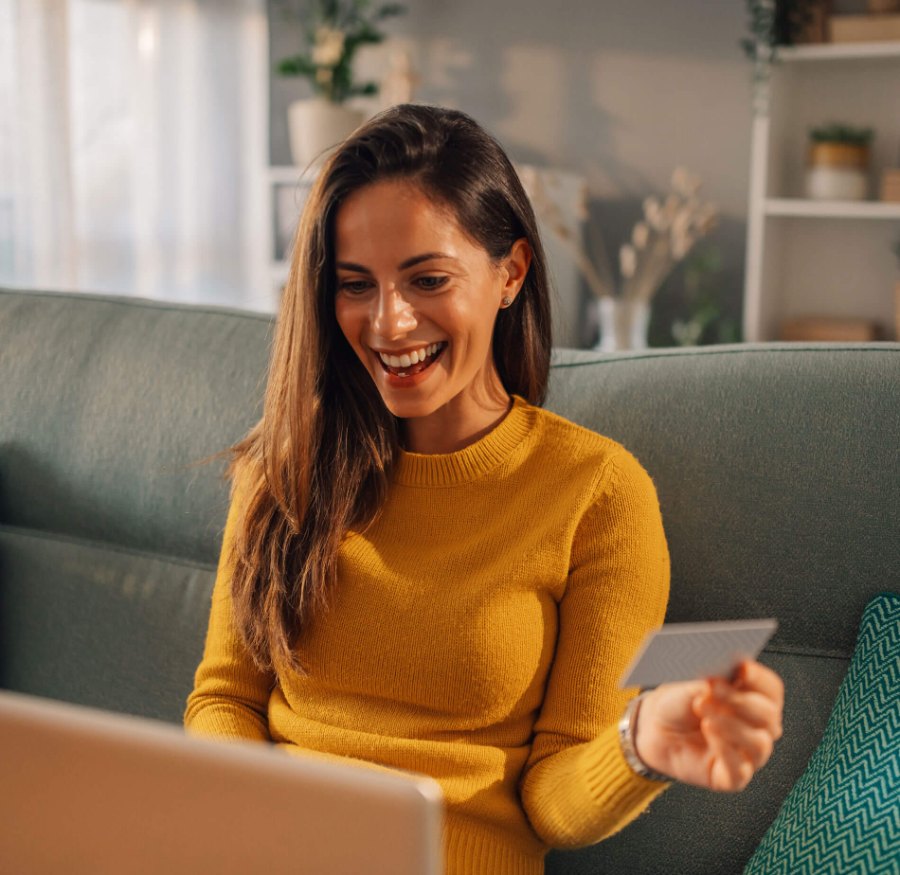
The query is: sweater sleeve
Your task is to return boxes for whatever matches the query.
[183,467,274,741]
[519,448,672,849]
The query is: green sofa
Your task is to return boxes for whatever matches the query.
[1,287,898,874]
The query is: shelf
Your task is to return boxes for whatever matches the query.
[778,41,900,62]
[764,199,900,219]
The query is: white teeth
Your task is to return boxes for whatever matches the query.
[378,342,444,369]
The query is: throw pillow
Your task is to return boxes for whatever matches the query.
[744,591,900,875]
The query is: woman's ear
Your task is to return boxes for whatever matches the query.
[500,238,532,302]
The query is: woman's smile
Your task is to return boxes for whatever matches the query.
[372,341,449,384]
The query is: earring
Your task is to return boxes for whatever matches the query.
[501,296,513,308]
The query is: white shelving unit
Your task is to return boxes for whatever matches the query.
[743,41,900,342]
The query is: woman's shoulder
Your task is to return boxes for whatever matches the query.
[515,402,665,543]
[518,400,657,499]
[527,402,634,466]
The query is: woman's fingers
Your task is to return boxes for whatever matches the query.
[708,744,755,792]
[734,660,785,709]
[705,680,783,738]
[700,710,776,771]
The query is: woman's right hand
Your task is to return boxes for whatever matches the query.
[633,660,784,792]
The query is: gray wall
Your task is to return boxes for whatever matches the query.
[269,1,756,345]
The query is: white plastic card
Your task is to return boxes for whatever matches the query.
[618,618,778,689]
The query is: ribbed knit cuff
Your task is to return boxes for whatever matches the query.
[521,723,671,849]
[581,723,672,815]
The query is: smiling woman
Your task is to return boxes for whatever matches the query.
[184,104,784,875]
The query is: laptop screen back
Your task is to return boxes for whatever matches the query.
[0,690,443,875]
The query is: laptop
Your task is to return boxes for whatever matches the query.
[0,689,443,875]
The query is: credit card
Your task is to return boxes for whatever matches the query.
[618,618,778,689]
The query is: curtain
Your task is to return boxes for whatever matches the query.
[0,0,271,311]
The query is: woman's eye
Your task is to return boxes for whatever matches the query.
[338,279,372,295]
[415,275,448,291]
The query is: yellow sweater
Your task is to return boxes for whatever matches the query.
[184,394,671,874]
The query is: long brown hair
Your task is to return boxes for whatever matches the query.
[228,104,553,673]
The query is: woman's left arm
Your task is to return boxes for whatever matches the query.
[519,448,673,848]
[518,448,784,849]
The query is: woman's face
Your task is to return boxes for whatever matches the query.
[333,179,530,437]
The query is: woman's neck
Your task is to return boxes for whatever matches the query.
[401,386,512,455]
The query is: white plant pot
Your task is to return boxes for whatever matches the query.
[288,99,364,168]
[805,166,868,201]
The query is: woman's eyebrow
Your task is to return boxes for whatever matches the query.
[399,252,454,270]
[335,252,455,273]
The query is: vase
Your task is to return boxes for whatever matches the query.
[288,99,364,168]
[593,298,651,351]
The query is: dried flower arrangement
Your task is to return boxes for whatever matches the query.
[521,166,718,306]
[520,167,719,349]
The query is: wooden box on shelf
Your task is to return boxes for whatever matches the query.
[780,316,879,341]
[794,0,833,44]
[881,169,900,202]
[829,13,900,42]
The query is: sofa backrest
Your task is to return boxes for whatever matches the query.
[2,288,899,874]
[0,290,269,721]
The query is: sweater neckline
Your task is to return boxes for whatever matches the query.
[392,395,533,487]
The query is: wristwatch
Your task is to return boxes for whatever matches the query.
[618,691,672,783]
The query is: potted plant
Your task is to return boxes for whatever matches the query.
[805,123,874,201]
[273,0,406,167]
[740,1,830,113]
[740,0,828,60]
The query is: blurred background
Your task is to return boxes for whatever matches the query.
[2,0,898,349]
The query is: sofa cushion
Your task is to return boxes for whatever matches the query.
[0,289,269,565]
[743,591,900,874]
[0,525,215,723]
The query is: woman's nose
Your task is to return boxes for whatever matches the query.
[372,284,417,339]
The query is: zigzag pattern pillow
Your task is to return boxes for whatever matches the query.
[744,591,900,875]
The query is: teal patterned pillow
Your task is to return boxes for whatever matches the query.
[744,591,900,875]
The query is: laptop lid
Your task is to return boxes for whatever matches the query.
[0,690,443,875]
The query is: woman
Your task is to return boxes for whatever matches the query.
[185,104,783,874]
